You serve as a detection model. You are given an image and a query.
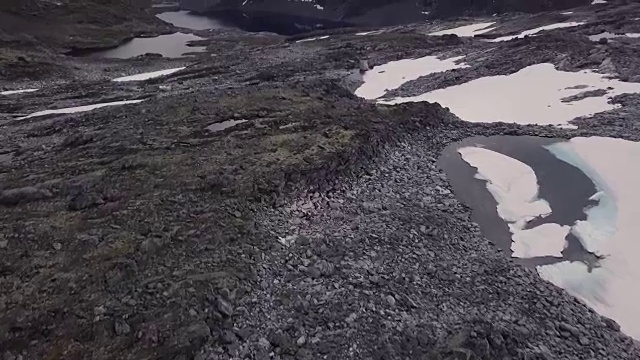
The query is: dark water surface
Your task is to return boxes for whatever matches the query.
[156,11,230,30]
[89,32,205,59]
[202,10,351,35]
[438,135,598,267]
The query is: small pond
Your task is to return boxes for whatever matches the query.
[439,134,640,340]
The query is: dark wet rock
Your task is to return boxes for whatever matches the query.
[447,348,475,360]
[68,192,100,211]
[561,89,608,103]
[558,322,581,337]
[235,328,252,341]
[0,187,52,206]
[217,297,234,318]
[114,319,132,336]
[220,329,238,344]
[306,266,322,278]
[93,319,115,339]
[268,330,293,350]
[603,318,622,332]
[360,201,381,214]
[313,259,335,276]
[62,132,98,148]
[137,323,160,349]
[599,57,617,74]
[385,294,396,307]
[168,321,212,355]
[140,236,168,254]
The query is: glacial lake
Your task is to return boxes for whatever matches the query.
[439,135,640,340]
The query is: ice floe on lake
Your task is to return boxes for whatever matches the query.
[458,147,551,227]
[511,223,571,258]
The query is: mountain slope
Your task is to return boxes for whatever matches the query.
[182,0,592,33]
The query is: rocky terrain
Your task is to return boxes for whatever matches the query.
[2,0,640,359]
[0,0,172,80]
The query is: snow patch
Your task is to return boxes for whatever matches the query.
[356,30,384,36]
[207,119,248,132]
[112,67,185,82]
[458,147,552,228]
[1,89,38,96]
[541,137,640,340]
[355,55,467,99]
[379,63,640,127]
[489,22,584,42]
[296,35,330,43]
[429,22,495,37]
[589,32,640,41]
[19,100,145,120]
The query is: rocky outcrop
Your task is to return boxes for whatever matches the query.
[0,0,169,50]
[433,0,592,17]
[0,0,172,79]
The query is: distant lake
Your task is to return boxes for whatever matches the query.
[156,10,230,30]
[90,32,205,59]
